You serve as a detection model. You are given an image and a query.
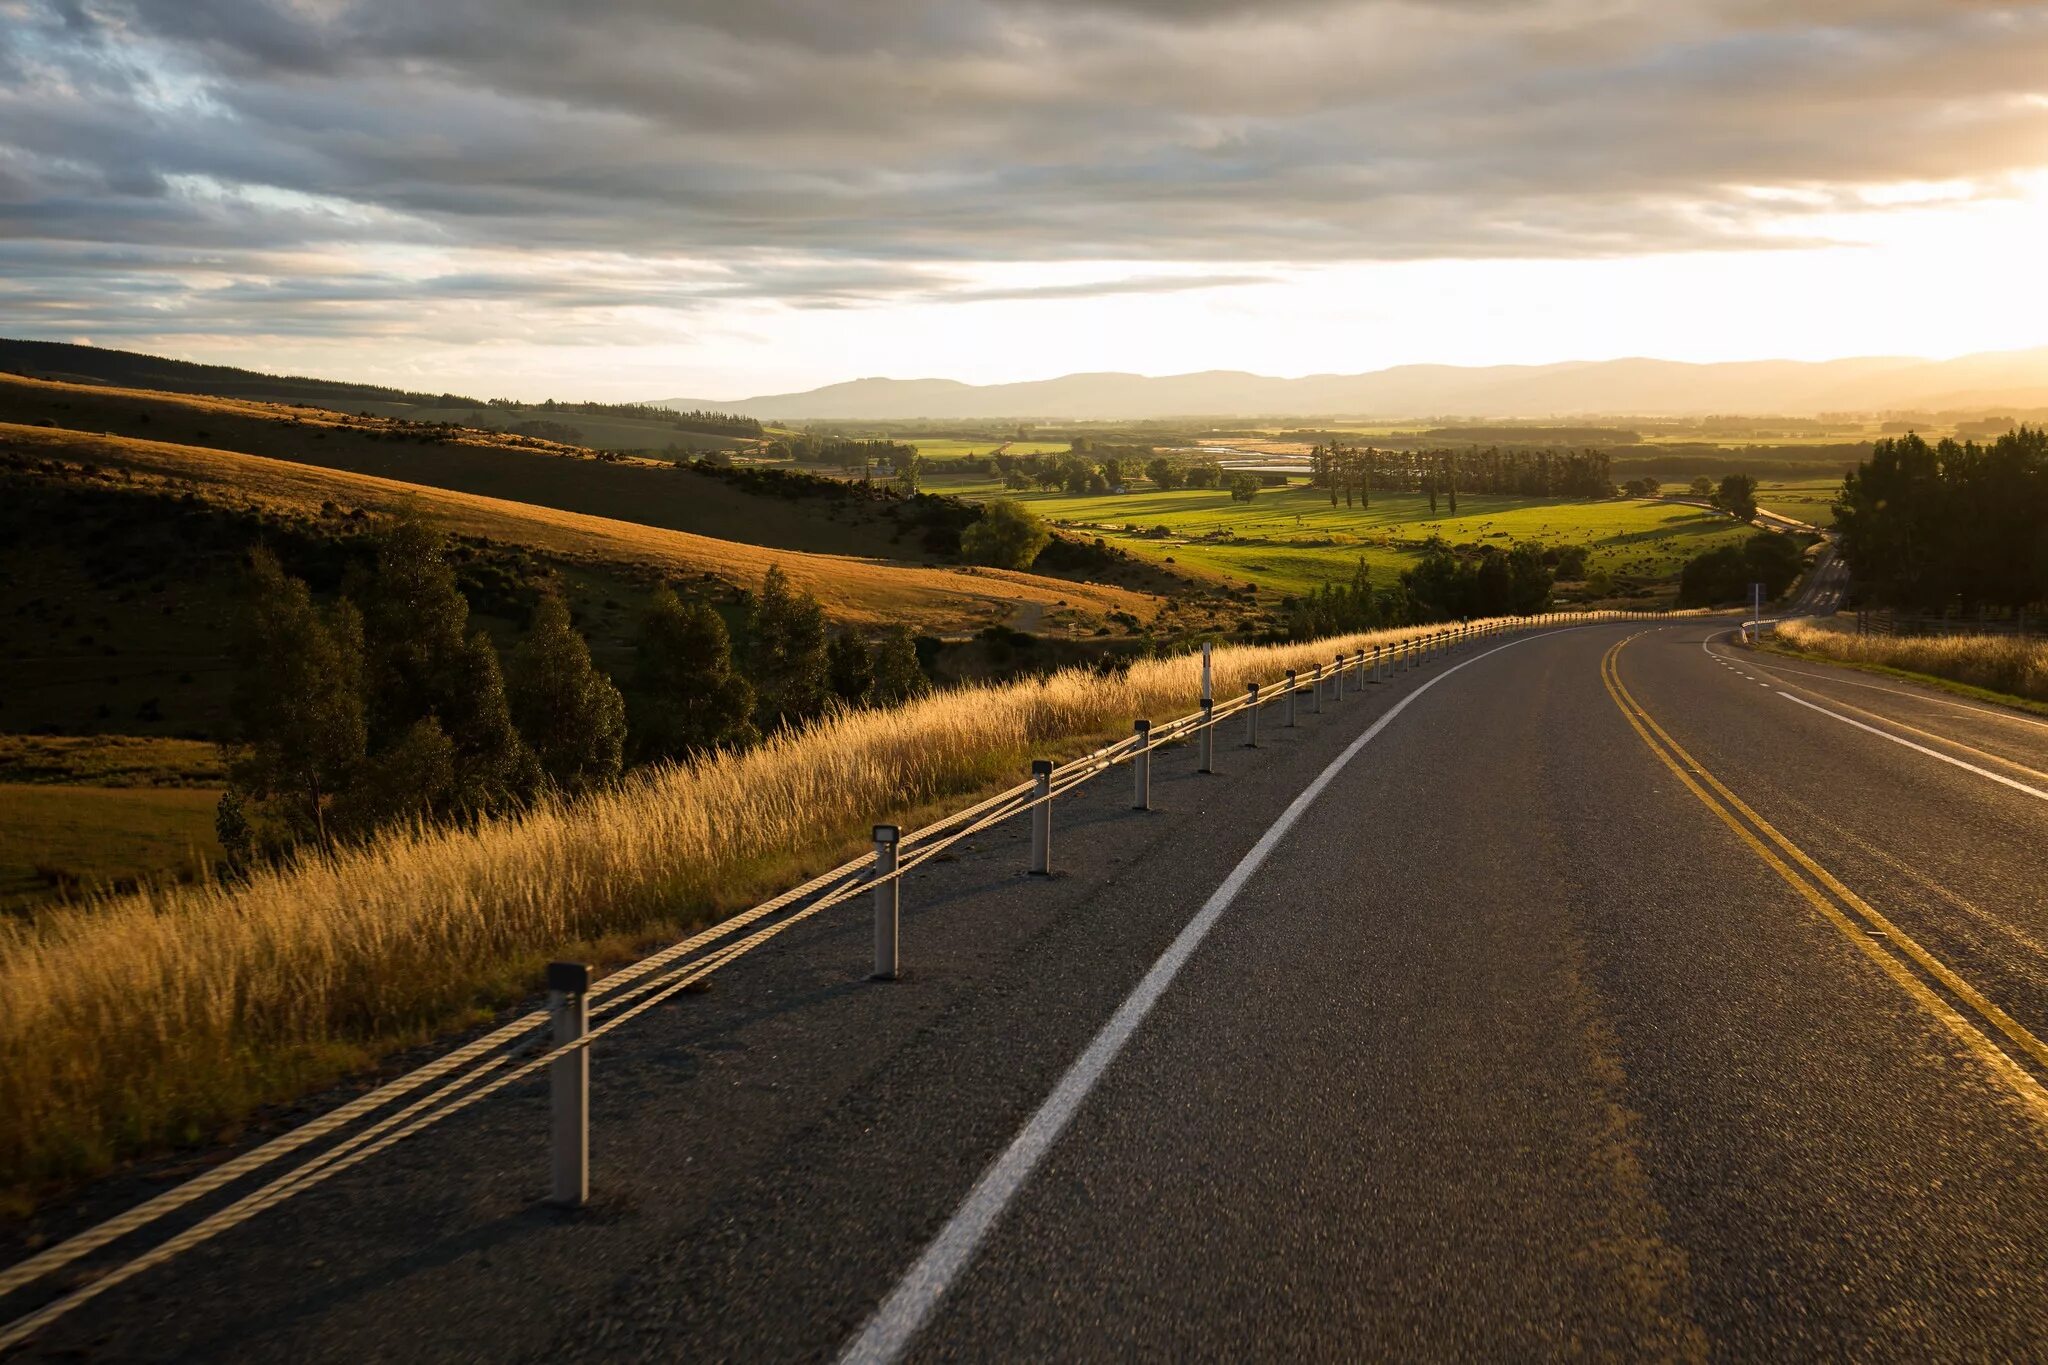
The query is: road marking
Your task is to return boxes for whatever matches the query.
[1603,637,2048,1117]
[1764,683,2048,786]
[838,627,1574,1365]
[1708,638,2048,733]
[1778,693,2048,803]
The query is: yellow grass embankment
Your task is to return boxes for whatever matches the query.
[1774,619,2048,705]
[1,621,1478,1199]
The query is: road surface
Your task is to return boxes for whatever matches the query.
[10,618,2048,1360]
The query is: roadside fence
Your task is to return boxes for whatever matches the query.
[0,608,1651,1352]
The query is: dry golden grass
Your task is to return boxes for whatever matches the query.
[1775,619,2048,703]
[1,422,1156,632]
[0,619,1474,1198]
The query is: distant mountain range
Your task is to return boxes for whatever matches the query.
[657,347,2048,421]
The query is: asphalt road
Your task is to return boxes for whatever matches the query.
[11,618,2048,1361]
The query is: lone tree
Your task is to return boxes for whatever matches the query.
[960,499,1051,569]
[347,513,537,815]
[894,451,924,496]
[220,548,367,858]
[630,586,756,762]
[827,630,875,705]
[1714,472,1759,522]
[748,566,830,731]
[510,592,626,794]
[1144,457,1181,490]
[1228,473,1262,502]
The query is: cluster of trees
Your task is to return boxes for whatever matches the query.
[1711,472,1759,522]
[1835,427,2048,613]
[220,521,928,864]
[990,450,1224,495]
[1307,445,1616,501]
[767,435,917,469]
[1676,532,1805,607]
[1284,541,1557,639]
[960,499,1053,569]
[488,397,762,438]
[1617,472,1757,518]
[1402,538,1555,620]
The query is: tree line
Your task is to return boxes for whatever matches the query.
[1834,427,2048,614]
[220,518,926,865]
[767,434,918,468]
[488,397,763,437]
[1308,445,1617,501]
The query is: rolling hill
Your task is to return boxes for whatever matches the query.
[0,374,1163,633]
[656,347,2048,421]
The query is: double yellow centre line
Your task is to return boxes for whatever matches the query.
[1602,633,2048,1122]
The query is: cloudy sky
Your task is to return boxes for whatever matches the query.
[5,0,2048,400]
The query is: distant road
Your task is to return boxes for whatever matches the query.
[13,620,2048,1360]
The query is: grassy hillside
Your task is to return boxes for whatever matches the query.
[0,372,909,556]
[0,337,465,407]
[1,423,1157,634]
[0,338,749,455]
[343,399,746,455]
[0,373,1189,602]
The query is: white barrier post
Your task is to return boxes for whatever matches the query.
[1285,670,1298,728]
[1372,643,1383,682]
[547,961,590,1209]
[1028,759,1052,875]
[1311,661,1324,713]
[1332,654,1345,701]
[1352,650,1365,690]
[871,825,900,981]
[1132,719,1152,810]
[1245,681,1260,747]
[1198,643,1215,774]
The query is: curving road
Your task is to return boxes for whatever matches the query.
[10,618,2048,1360]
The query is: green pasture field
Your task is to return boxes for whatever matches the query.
[922,467,1751,597]
[0,734,223,786]
[0,780,223,912]
[1756,479,1842,528]
[908,439,1073,459]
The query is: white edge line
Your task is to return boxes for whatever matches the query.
[1779,692,2048,803]
[1704,631,2048,734]
[835,626,1571,1365]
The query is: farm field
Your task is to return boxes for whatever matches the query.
[923,467,1752,598]
[1756,478,1841,527]
[908,438,1072,459]
[1,422,1160,634]
[0,782,222,912]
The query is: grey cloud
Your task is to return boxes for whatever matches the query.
[3,0,2046,341]
[937,273,1278,302]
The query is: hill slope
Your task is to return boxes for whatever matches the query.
[0,419,1157,634]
